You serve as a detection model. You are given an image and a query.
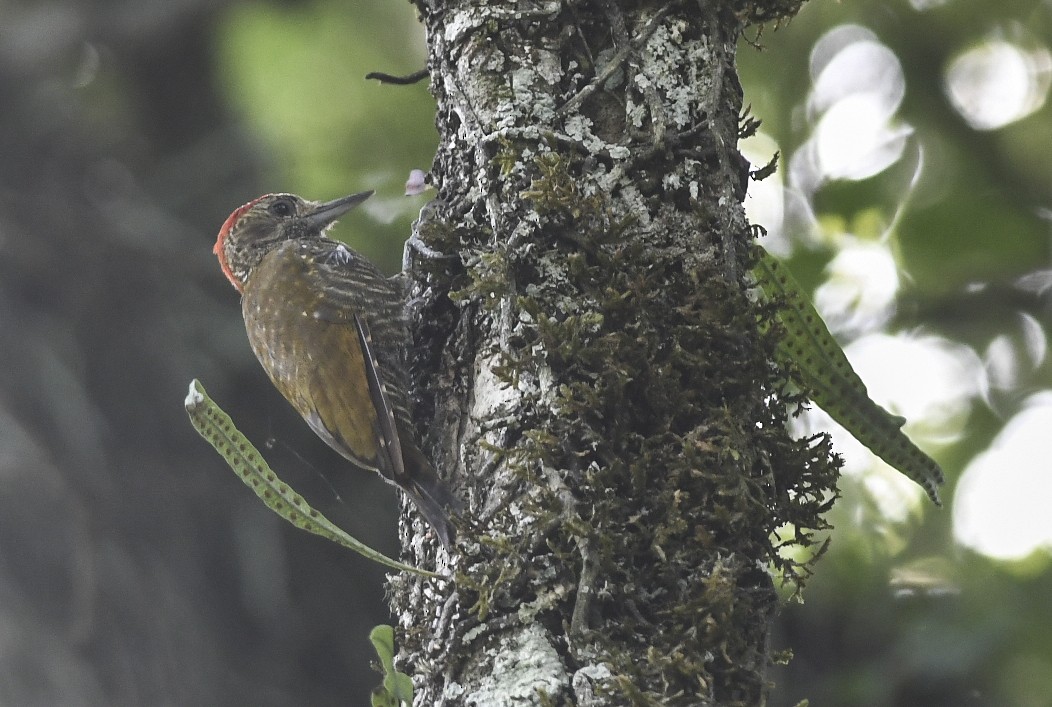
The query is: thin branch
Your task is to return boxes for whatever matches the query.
[569,536,599,636]
[365,69,429,85]
[556,5,672,116]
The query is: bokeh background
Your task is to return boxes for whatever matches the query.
[1,1,1049,705]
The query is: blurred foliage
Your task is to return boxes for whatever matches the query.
[1,0,1049,704]
[216,0,437,271]
[0,1,433,704]
[737,1,1052,705]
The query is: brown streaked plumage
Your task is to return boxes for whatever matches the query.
[214,192,456,548]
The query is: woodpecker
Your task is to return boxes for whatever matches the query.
[213,192,457,548]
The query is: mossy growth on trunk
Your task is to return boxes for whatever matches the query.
[389,2,838,704]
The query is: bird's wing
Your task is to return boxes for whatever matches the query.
[298,317,384,473]
[244,241,459,545]
[241,241,400,479]
[296,239,410,483]
[349,312,408,486]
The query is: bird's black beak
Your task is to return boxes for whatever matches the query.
[305,191,374,228]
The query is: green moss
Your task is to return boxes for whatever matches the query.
[493,137,522,177]
[409,146,838,703]
[520,152,604,221]
[731,0,807,24]
[449,251,511,309]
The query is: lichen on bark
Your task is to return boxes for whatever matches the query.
[389,1,837,705]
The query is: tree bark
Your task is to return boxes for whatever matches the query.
[391,1,833,705]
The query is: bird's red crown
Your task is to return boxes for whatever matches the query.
[214,194,270,291]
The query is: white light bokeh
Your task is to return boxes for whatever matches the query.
[808,25,879,87]
[908,0,952,10]
[794,26,912,189]
[1015,267,1052,297]
[814,95,913,181]
[982,312,1048,396]
[810,35,905,117]
[954,392,1052,560]
[845,333,983,439]
[944,38,1052,130]
[814,238,900,336]
[794,332,983,517]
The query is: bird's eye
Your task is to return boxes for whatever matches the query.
[269,199,294,217]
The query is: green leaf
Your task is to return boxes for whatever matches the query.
[369,625,396,674]
[184,379,442,577]
[751,246,944,505]
[369,624,414,706]
[371,687,398,707]
[384,672,414,702]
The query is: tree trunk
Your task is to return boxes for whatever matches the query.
[390,1,833,705]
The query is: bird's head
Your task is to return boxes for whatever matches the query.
[213,191,373,291]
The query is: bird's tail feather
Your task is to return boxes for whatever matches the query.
[403,448,458,550]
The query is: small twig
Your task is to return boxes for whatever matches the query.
[403,231,454,271]
[480,126,616,163]
[556,5,672,116]
[741,23,766,51]
[624,599,653,627]
[566,1,596,67]
[434,590,461,645]
[538,465,601,638]
[603,0,670,149]
[569,535,599,636]
[365,69,429,85]
[602,0,632,52]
